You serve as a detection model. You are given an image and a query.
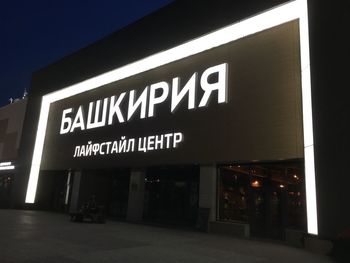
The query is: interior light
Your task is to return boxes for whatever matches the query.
[251,180,261,188]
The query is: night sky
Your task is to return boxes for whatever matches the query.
[0,0,173,107]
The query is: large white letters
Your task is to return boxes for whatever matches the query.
[171,73,197,112]
[60,108,73,134]
[87,98,108,129]
[108,93,126,125]
[70,106,85,132]
[59,63,229,134]
[127,87,148,121]
[199,63,228,107]
[148,81,169,117]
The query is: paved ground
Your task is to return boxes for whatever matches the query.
[0,209,333,263]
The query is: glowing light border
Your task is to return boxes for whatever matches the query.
[0,162,12,166]
[0,161,15,170]
[0,165,15,170]
[25,0,318,235]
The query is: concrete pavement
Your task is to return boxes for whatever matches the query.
[0,209,333,263]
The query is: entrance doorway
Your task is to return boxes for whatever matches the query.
[68,169,130,219]
[143,165,199,226]
[35,170,69,212]
[108,170,130,219]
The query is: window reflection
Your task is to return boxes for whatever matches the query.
[218,161,306,237]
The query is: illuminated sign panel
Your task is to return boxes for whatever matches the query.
[25,0,318,236]
[41,22,302,170]
[0,162,15,170]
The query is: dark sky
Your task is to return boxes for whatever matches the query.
[0,0,173,107]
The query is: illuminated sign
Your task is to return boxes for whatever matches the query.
[73,132,184,158]
[25,0,318,237]
[59,63,228,134]
[0,162,15,170]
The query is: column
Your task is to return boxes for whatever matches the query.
[126,168,145,222]
[199,165,217,222]
[69,170,82,213]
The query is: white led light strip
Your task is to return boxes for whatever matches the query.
[0,161,15,170]
[25,0,318,235]
[0,162,12,166]
[0,165,15,170]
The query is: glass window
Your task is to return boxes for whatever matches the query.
[218,165,249,222]
[217,161,306,234]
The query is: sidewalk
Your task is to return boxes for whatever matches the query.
[0,209,333,263]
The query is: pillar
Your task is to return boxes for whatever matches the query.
[126,168,145,222]
[199,165,217,222]
[69,170,82,213]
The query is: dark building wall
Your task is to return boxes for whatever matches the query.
[0,99,27,162]
[16,0,349,239]
[40,20,303,170]
[0,99,27,208]
[17,0,290,208]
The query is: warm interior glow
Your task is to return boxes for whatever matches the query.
[251,180,261,188]
[24,0,318,236]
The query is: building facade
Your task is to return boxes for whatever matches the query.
[0,98,27,208]
[13,0,350,245]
